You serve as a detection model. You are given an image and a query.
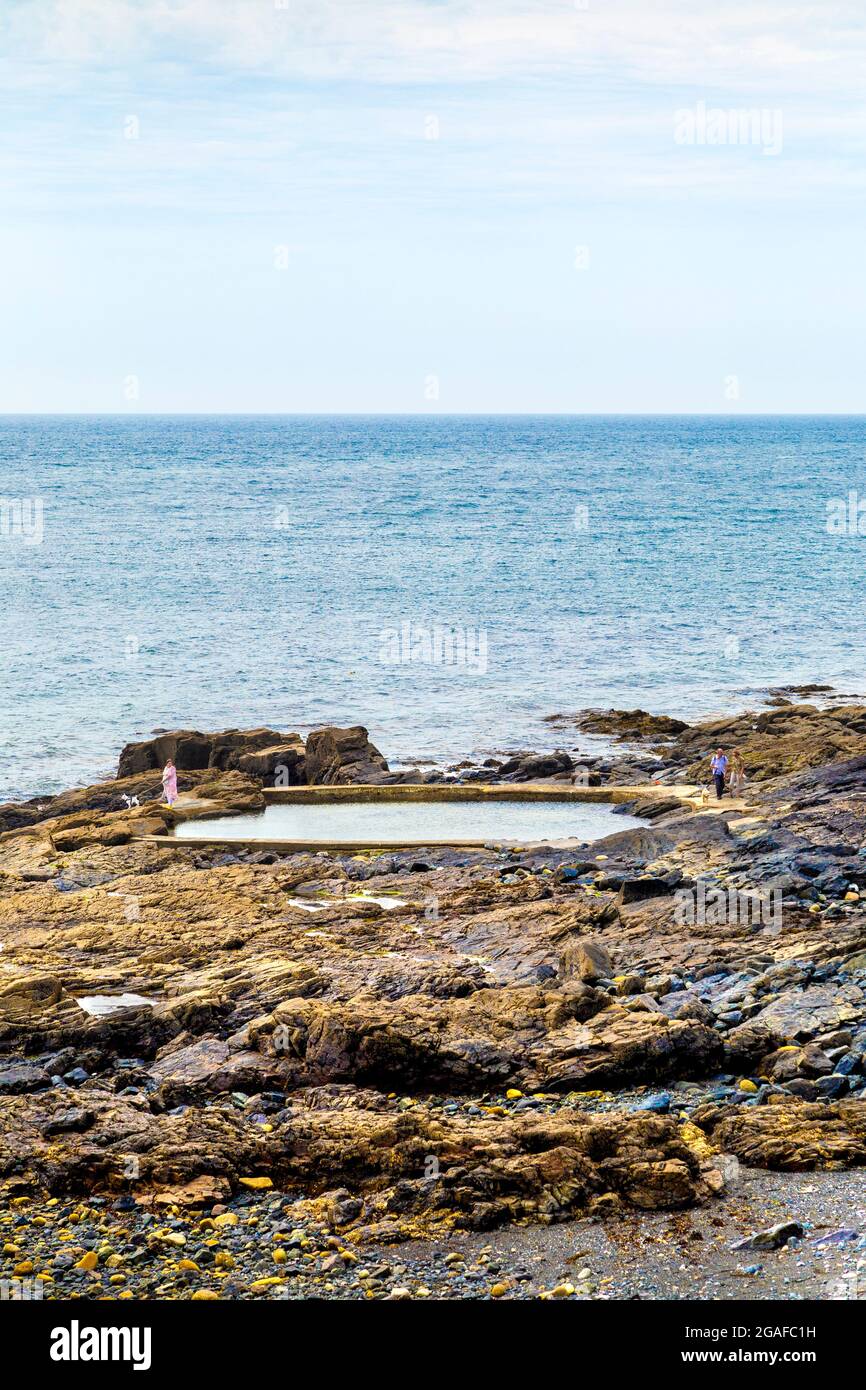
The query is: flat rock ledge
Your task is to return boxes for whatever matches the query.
[0,1086,716,1236]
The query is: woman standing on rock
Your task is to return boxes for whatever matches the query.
[729,750,746,798]
[161,757,178,806]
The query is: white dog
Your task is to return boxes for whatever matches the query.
[121,794,140,808]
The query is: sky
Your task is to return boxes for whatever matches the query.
[1,0,864,413]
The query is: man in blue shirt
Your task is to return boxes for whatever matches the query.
[710,749,728,800]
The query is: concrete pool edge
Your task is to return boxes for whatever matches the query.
[142,834,510,851]
[259,782,686,805]
[137,781,704,853]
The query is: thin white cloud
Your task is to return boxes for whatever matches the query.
[1,0,865,96]
[1,0,864,220]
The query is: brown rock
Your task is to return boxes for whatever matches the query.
[558,709,689,740]
[304,726,389,785]
[0,976,63,1018]
[117,729,213,777]
[235,740,306,785]
[670,703,866,783]
[532,1005,724,1092]
[149,1037,290,1106]
[695,1099,866,1171]
[613,1158,697,1209]
[116,727,301,779]
[560,937,613,983]
[0,1086,710,1226]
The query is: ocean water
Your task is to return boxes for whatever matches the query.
[1,414,865,802]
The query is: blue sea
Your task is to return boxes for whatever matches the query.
[1,415,864,802]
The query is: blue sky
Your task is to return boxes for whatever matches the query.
[1,0,864,412]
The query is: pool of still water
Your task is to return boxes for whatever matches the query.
[173,798,644,845]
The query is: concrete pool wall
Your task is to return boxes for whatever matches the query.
[140,781,687,853]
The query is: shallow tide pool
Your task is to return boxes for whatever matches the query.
[174,799,644,845]
[76,993,156,1016]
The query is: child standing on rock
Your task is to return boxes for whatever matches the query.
[161,757,178,806]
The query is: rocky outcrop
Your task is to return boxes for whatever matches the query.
[234,742,306,783]
[304,726,389,785]
[663,703,866,783]
[545,709,689,740]
[560,937,613,983]
[0,769,265,853]
[498,751,574,780]
[5,699,866,1269]
[117,727,306,783]
[529,1008,724,1092]
[0,1084,715,1224]
[694,1099,866,1171]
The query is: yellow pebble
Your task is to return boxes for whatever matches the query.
[215,1251,235,1270]
[738,1079,758,1093]
[273,1249,287,1264]
[76,1252,98,1271]
[109,1274,126,1285]
[13,1261,33,1276]
[238,1177,272,1190]
[177,1259,200,1272]
[505,1089,523,1100]
[191,1290,220,1300]
[490,1283,508,1297]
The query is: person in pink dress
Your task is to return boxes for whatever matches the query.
[161,757,178,806]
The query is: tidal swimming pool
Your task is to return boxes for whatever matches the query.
[173,798,644,845]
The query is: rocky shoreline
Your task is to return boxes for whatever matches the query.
[3,699,866,1300]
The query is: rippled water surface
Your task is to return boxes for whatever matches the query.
[2,414,864,799]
